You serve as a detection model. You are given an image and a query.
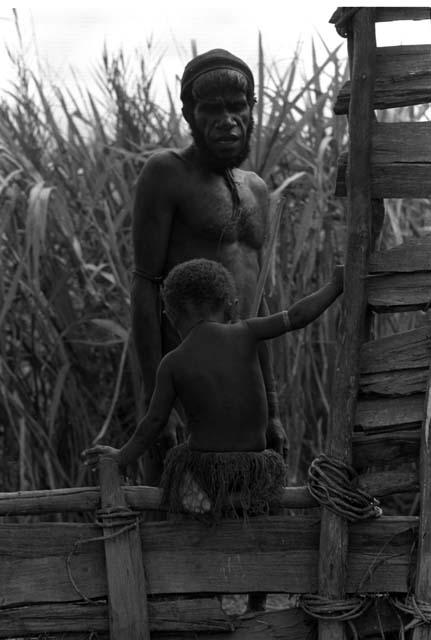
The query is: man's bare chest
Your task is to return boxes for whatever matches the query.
[174,172,265,248]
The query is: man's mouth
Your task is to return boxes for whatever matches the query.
[213,134,241,146]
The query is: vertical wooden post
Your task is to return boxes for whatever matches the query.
[412,370,431,640]
[318,9,376,640]
[99,456,150,640]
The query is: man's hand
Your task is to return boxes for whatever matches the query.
[82,445,120,470]
[149,408,186,463]
[266,418,288,462]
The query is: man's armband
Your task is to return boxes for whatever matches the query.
[282,310,292,331]
[133,267,164,285]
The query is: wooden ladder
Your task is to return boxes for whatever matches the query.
[319,8,431,640]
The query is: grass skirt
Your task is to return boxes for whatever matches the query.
[161,443,287,520]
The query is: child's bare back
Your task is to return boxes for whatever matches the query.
[166,320,268,452]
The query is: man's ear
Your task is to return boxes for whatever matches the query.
[182,106,192,124]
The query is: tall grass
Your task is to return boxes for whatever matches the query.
[1,31,427,497]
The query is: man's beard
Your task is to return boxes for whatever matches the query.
[189,117,254,172]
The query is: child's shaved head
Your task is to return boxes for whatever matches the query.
[163,258,236,318]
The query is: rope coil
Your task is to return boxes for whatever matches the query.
[390,595,431,632]
[299,594,371,621]
[307,454,382,522]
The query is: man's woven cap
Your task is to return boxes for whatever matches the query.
[180,48,254,100]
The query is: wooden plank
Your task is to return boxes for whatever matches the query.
[319,12,377,639]
[372,122,431,165]
[152,599,407,640]
[336,153,431,198]
[0,485,319,516]
[360,470,418,496]
[0,596,233,637]
[369,236,431,273]
[0,516,418,605]
[412,368,431,640]
[360,368,428,397]
[99,457,150,640]
[355,394,425,432]
[368,272,431,311]
[0,473,416,518]
[360,326,431,395]
[334,44,431,114]
[353,430,421,470]
[375,7,431,22]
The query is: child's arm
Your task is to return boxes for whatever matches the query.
[245,266,343,340]
[82,355,177,468]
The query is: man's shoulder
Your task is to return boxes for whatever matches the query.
[141,147,187,175]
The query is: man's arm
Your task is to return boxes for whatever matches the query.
[132,151,175,405]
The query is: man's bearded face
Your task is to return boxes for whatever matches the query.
[188,87,254,170]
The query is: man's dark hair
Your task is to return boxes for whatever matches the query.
[180,48,255,111]
[162,259,236,317]
[182,68,255,115]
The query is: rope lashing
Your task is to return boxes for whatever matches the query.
[299,594,371,621]
[66,505,141,604]
[307,454,382,522]
[389,595,431,633]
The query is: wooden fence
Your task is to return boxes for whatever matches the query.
[2,7,431,639]
[0,455,420,639]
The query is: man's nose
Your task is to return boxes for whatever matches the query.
[216,111,235,128]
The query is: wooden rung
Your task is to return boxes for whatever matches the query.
[334,44,431,114]
[368,272,431,311]
[361,325,431,373]
[353,430,420,469]
[355,394,424,433]
[360,326,431,396]
[375,7,431,22]
[369,235,431,273]
[360,367,429,397]
[0,515,418,599]
[372,122,431,164]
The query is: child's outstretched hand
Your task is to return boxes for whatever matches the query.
[82,445,120,470]
[331,264,344,293]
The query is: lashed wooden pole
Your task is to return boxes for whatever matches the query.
[99,456,150,640]
[318,9,376,640]
[412,367,431,640]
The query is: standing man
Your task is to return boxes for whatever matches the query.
[132,49,286,485]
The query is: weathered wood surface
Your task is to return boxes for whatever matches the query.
[336,153,431,198]
[0,599,410,640]
[368,272,431,311]
[369,236,431,273]
[319,10,376,640]
[353,430,420,469]
[0,515,418,606]
[0,485,317,516]
[355,394,425,432]
[99,457,150,640]
[334,44,431,114]
[0,596,233,637]
[375,7,431,22]
[372,122,431,164]
[412,368,431,640]
[154,599,408,640]
[360,325,431,396]
[359,469,418,496]
[0,471,416,517]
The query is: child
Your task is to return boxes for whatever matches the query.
[83,258,343,519]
